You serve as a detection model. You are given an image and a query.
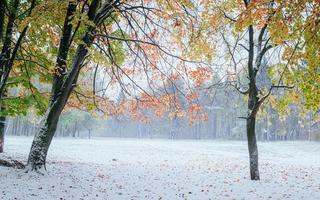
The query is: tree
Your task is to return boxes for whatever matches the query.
[26,0,207,171]
[26,0,108,170]
[82,112,100,139]
[200,0,314,180]
[0,0,38,153]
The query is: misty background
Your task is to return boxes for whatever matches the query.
[5,79,320,141]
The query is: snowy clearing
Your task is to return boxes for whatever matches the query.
[1,136,320,200]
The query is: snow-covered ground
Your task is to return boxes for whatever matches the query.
[1,136,320,200]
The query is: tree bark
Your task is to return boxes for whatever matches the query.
[27,101,64,170]
[246,24,260,180]
[246,80,260,180]
[246,116,259,180]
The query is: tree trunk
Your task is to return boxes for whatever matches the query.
[0,115,5,153]
[13,118,17,135]
[27,100,65,170]
[245,24,262,180]
[212,112,217,139]
[0,0,5,42]
[246,116,259,180]
[16,117,21,136]
[0,98,6,153]
[27,1,77,170]
[246,85,261,180]
[72,122,77,137]
[27,0,113,171]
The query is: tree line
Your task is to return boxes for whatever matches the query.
[5,86,319,141]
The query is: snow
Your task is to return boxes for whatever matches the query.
[1,136,320,200]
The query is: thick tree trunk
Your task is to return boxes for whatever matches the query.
[27,99,65,170]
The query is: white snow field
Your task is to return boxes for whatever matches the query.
[0,136,320,200]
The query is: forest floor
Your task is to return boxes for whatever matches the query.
[0,136,320,200]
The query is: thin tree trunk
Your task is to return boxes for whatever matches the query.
[0,115,5,153]
[246,116,259,180]
[17,117,21,136]
[0,0,5,42]
[72,122,77,137]
[266,107,269,141]
[0,98,6,152]
[12,118,17,136]
[245,24,262,180]
[308,112,312,141]
[212,112,217,139]
[246,82,260,180]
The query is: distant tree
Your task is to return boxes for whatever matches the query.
[82,112,100,139]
